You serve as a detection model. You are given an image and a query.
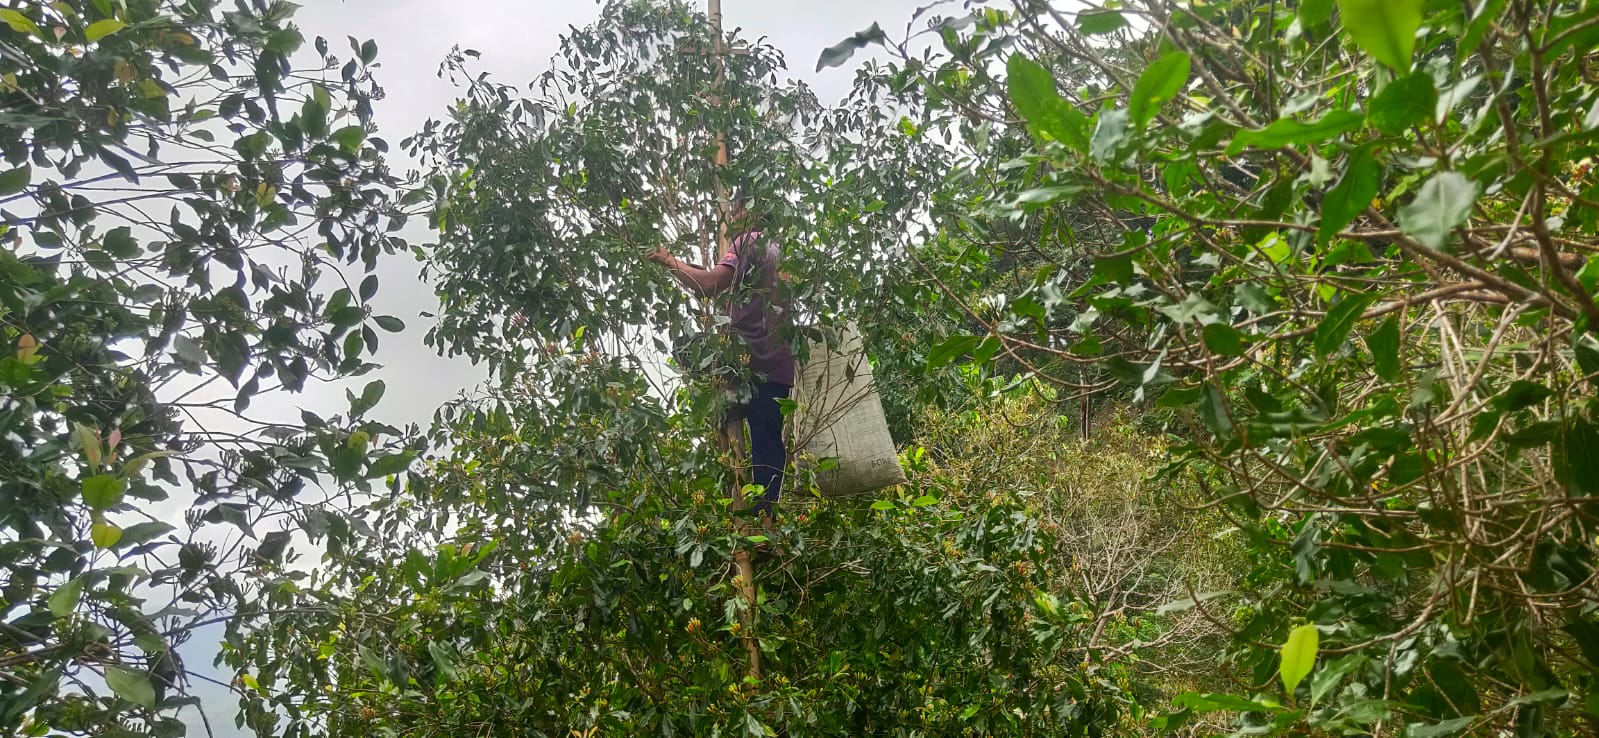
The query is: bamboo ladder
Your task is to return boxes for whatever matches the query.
[679,0,762,682]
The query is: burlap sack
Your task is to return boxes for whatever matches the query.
[788,322,907,497]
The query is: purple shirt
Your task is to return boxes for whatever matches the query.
[719,231,794,386]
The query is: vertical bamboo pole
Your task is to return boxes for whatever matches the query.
[703,0,761,682]
[709,0,732,263]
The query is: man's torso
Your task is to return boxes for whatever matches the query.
[719,231,794,386]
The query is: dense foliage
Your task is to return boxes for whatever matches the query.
[8,0,1599,736]
[0,0,415,734]
[821,0,1599,734]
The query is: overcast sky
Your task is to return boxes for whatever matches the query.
[174,1,933,732]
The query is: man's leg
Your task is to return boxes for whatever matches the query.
[745,381,789,518]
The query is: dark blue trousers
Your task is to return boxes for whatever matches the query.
[745,382,789,518]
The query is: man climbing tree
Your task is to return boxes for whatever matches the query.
[648,191,794,519]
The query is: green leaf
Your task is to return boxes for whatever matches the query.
[1013,186,1084,208]
[1398,172,1480,249]
[1077,9,1127,34]
[172,335,206,365]
[1556,419,1599,495]
[48,577,83,618]
[254,531,290,563]
[1006,55,1088,151]
[1459,0,1507,60]
[124,450,175,477]
[1579,253,1599,295]
[1541,10,1599,57]
[1493,381,1552,412]
[1336,0,1423,70]
[1156,384,1202,409]
[342,330,366,364]
[815,22,884,71]
[1563,620,1599,669]
[1090,108,1130,163]
[368,453,413,479]
[1577,333,1599,381]
[1172,692,1279,712]
[11,667,63,721]
[82,475,127,510]
[1504,688,1568,708]
[202,502,255,537]
[1202,323,1246,356]
[1129,52,1190,127]
[330,306,364,329]
[103,226,140,258]
[1149,707,1194,731]
[1227,110,1366,155]
[1369,73,1437,135]
[1237,283,1276,315]
[301,94,329,139]
[1198,383,1234,437]
[1280,623,1320,697]
[1316,293,1378,356]
[1339,699,1396,722]
[267,27,304,54]
[927,335,982,369]
[1156,590,1233,615]
[118,521,176,547]
[359,379,385,410]
[972,336,1002,364]
[1095,254,1134,285]
[1436,75,1483,124]
[1310,654,1367,707]
[1299,0,1336,29]
[1319,143,1381,245]
[1159,295,1219,328]
[1365,315,1402,380]
[744,711,768,738]
[0,9,39,34]
[1508,420,1562,448]
[870,499,896,511]
[105,665,157,709]
[333,125,365,152]
[0,356,34,387]
[1405,717,1476,738]
[0,164,31,196]
[75,423,103,470]
[98,148,140,184]
[91,521,123,548]
[85,19,126,41]
[427,641,457,684]
[374,315,405,332]
[911,494,938,507]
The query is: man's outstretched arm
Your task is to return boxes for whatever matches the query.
[649,247,735,296]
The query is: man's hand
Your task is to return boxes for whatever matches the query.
[647,246,674,267]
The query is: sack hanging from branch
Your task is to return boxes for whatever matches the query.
[789,322,906,497]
